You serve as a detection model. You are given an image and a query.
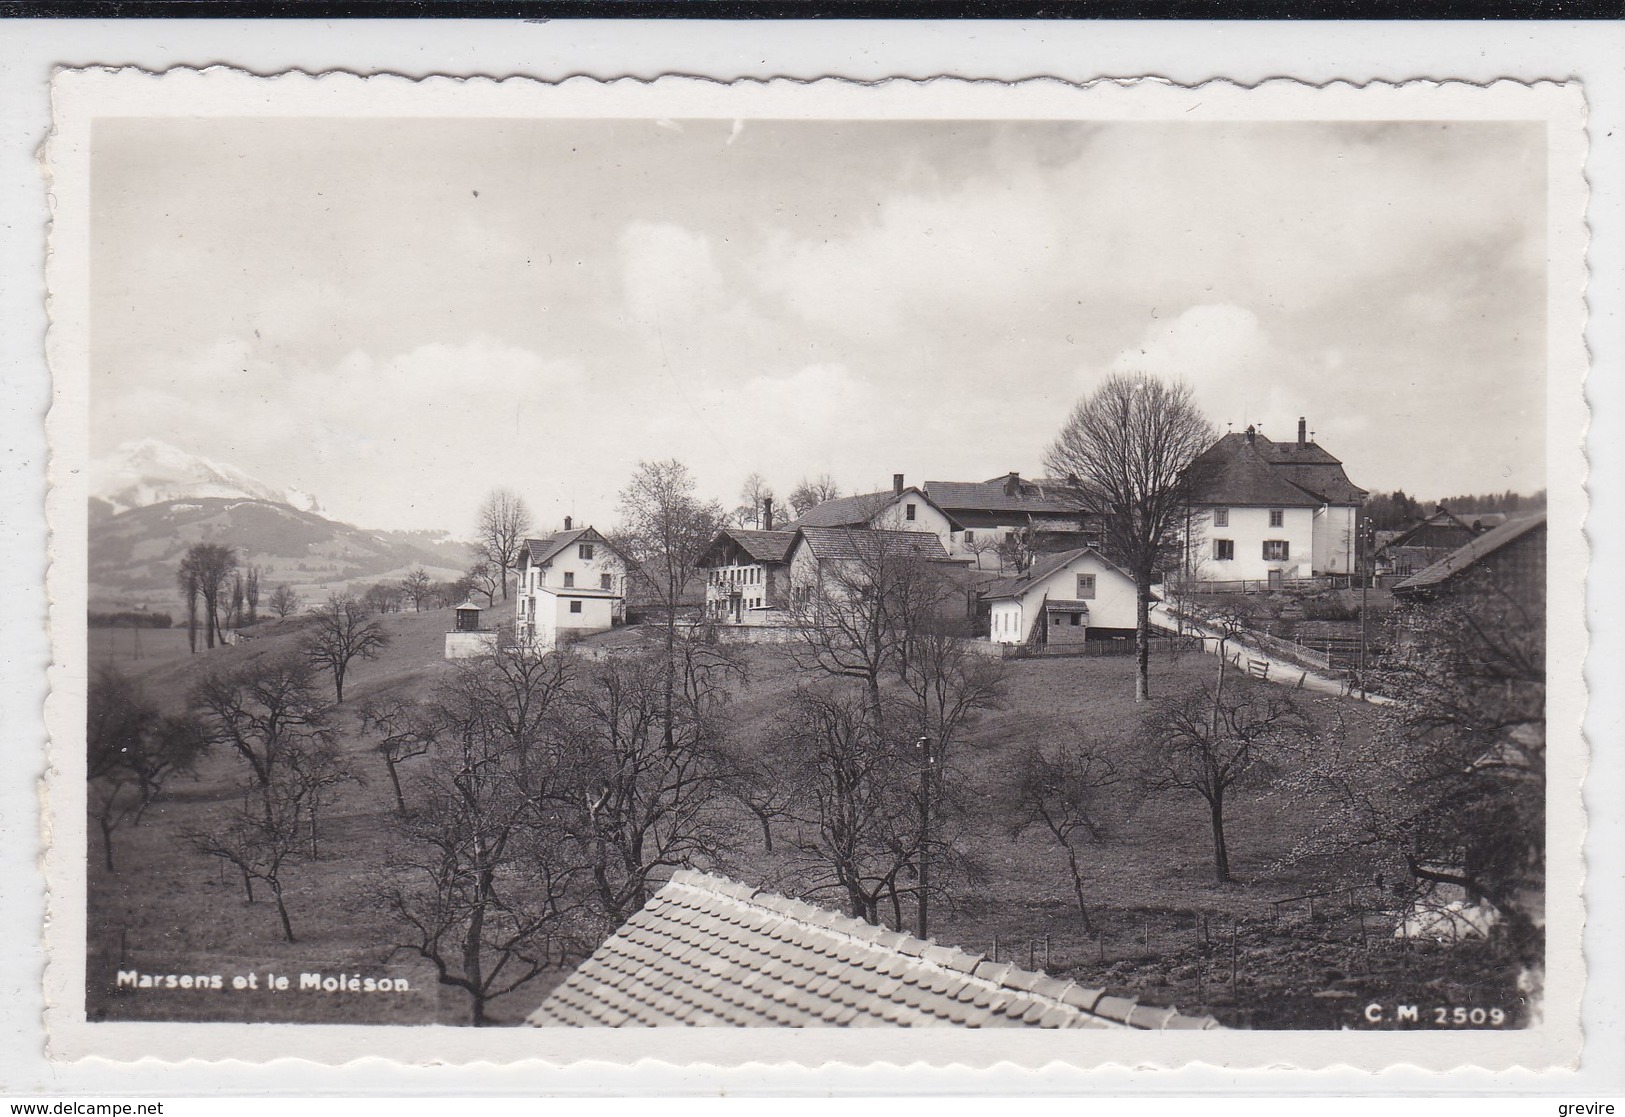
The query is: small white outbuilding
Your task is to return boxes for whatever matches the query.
[984,548,1146,646]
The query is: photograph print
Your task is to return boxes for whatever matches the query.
[52,73,1583,1055]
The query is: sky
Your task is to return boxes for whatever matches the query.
[90,117,1548,533]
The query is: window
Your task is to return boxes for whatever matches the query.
[1070,613,1082,626]
[563,572,575,587]
[569,600,582,614]
[905,503,917,521]
[600,573,612,591]
[964,530,976,543]
[1213,539,1235,561]
[1263,540,1290,561]
[1076,574,1096,599]
[579,543,595,560]
[1213,509,1229,528]
[1269,509,1284,528]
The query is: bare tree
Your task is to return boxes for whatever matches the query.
[552,646,733,923]
[788,474,842,519]
[465,559,500,608]
[361,580,403,615]
[1143,678,1312,882]
[995,526,1037,576]
[178,543,237,650]
[358,695,434,817]
[1286,566,1545,962]
[190,653,333,820]
[304,592,391,704]
[788,528,957,728]
[87,669,208,872]
[1044,372,1215,701]
[229,571,245,629]
[964,533,999,572]
[771,687,939,928]
[283,737,361,858]
[267,583,301,619]
[187,767,307,942]
[476,489,533,602]
[401,567,434,612]
[612,459,729,751]
[1010,740,1120,934]
[734,472,775,529]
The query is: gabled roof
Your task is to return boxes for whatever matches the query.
[1393,511,1546,594]
[699,528,798,567]
[793,526,953,564]
[981,547,1149,601]
[923,478,1097,517]
[1191,431,1366,507]
[785,487,962,531]
[1381,508,1476,552]
[529,870,1220,1029]
[520,526,614,568]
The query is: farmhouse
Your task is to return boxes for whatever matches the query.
[785,475,962,556]
[1185,419,1367,583]
[786,525,968,618]
[1392,510,1545,601]
[923,472,1103,567]
[1376,506,1512,579]
[529,870,1221,1028]
[514,520,629,649]
[698,526,797,627]
[983,547,1145,646]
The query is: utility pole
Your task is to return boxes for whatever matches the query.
[1357,517,1373,700]
[916,735,935,940]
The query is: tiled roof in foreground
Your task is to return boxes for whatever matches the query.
[529,870,1221,1029]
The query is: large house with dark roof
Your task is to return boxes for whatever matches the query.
[530,869,1221,1029]
[515,519,629,649]
[784,474,963,557]
[1184,419,1368,583]
[923,472,1103,567]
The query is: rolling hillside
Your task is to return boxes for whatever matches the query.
[88,497,473,613]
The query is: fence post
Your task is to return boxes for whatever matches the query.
[1044,934,1052,971]
[1230,919,1239,993]
[1028,939,1036,970]
[992,934,999,963]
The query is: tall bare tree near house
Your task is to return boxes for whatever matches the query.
[476,488,533,602]
[229,570,245,629]
[788,474,842,519]
[733,472,776,529]
[178,543,237,650]
[612,459,729,751]
[1044,372,1215,701]
[1143,677,1312,882]
[304,592,391,704]
[465,559,500,608]
[1010,739,1120,935]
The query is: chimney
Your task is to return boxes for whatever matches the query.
[564,515,572,531]
[762,497,774,532]
[1297,417,1308,448]
[893,473,905,495]
[1005,471,1021,496]
[1245,424,1257,445]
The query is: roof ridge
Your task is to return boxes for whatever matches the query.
[657,871,1216,1029]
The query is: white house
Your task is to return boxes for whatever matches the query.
[984,548,1144,646]
[515,521,628,649]
[1184,419,1366,583]
[785,475,963,557]
[786,526,968,620]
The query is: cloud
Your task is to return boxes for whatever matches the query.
[620,221,726,327]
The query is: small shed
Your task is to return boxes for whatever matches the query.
[445,601,497,659]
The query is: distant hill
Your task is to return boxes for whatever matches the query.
[88,497,473,613]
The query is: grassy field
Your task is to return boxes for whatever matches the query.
[85,611,1527,1029]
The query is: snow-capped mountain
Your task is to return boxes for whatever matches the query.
[91,439,324,515]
